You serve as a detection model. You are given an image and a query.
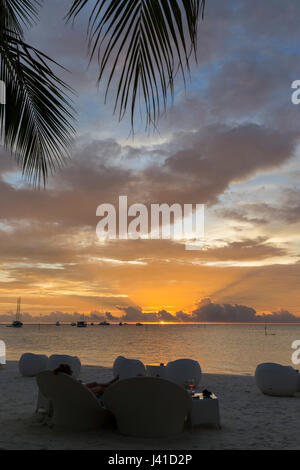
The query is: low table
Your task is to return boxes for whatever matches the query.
[146,363,166,378]
[188,392,221,429]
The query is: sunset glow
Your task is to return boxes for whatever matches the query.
[1,1,300,324]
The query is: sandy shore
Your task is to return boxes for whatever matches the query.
[0,360,299,450]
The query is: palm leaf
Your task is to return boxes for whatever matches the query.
[0,0,40,35]
[67,0,205,129]
[0,28,75,185]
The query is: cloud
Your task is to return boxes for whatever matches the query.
[156,309,177,322]
[191,298,257,322]
[116,306,157,323]
[259,309,298,323]
[218,190,300,227]
[192,298,300,323]
[191,298,299,323]
[164,124,296,185]
[216,207,269,226]
[237,0,300,40]
[1,120,296,236]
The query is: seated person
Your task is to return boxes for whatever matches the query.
[53,363,119,398]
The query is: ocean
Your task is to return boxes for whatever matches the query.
[1,323,299,375]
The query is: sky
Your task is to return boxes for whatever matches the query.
[1,0,300,322]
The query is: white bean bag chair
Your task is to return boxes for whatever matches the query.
[295,371,300,392]
[0,340,6,365]
[48,354,81,379]
[166,358,202,388]
[37,371,112,430]
[286,366,300,392]
[255,363,298,397]
[103,377,192,437]
[113,356,126,377]
[19,353,48,377]
[113,355,146,380]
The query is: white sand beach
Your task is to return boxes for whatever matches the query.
[0,361,299,450]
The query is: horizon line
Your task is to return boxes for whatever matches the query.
[2,321,300,325]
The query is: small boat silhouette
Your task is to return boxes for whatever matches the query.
[8,298,23,328]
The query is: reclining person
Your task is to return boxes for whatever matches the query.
[53,363,119,397]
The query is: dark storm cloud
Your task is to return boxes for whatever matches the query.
[259,309,298,323]
[116,306,157,323]
[190,298,300,323]
[191,297,257,322]
[165,124,296,178]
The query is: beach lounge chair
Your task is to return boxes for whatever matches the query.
[19,353,48,377]
[255,362,298,397]
[113,355,146,380]
[36,354,81,413]
[166,359,202,388]
[103,376,192,437]
[36,370,112,430]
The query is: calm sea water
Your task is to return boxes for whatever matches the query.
[1,323,299,375]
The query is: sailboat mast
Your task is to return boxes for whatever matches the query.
[16,297,21,321]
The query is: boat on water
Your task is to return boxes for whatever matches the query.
[119,322,123,326]
[99,321,110,326]
[8,298,23,328]
[55,321,61,326]
[71,322,76,326]
[77,314,87,327]
[10,320,23,328]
